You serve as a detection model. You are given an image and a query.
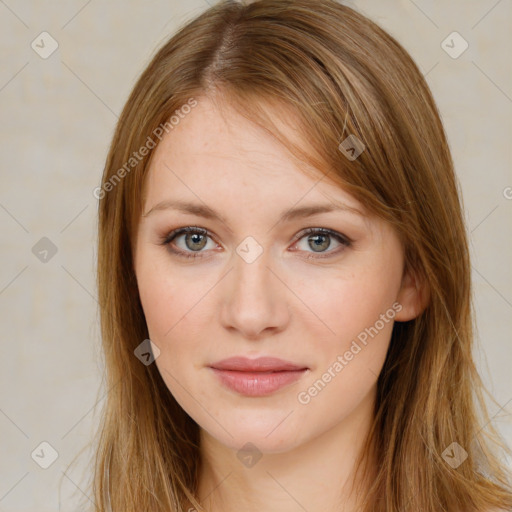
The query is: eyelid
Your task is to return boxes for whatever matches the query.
[162,225,212,245]
[292,227,352,246]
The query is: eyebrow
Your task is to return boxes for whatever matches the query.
[142,199,365,224]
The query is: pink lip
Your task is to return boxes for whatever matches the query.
[209,357,309,396]
[210,356,308,372]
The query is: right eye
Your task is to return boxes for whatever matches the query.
[160,226,218,259]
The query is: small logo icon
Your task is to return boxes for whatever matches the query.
[31,31,59,59]
[441,32,468,59]
[31,441,59,469]
[442,441,468,468]
[32,237,58,263]
[338,134,366,161]
[134,339,161,365]
[236,236,263,264]
[237,442,263,468]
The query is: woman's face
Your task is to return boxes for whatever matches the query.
[134,96,420,453]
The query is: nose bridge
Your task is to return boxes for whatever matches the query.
[220,238,289,337]
[231,241,277,304]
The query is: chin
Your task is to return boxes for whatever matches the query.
[200,414,306,454]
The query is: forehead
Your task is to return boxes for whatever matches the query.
[143,96,364,215]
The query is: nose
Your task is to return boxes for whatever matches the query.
[219,248,290,340]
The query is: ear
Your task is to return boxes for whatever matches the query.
[394,264,430,322]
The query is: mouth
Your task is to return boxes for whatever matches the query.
[208,356,309,397]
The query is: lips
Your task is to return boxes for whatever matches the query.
[208,356,309,396]
[209,356,308,372]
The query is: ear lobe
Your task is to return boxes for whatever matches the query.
[394,266,430,322]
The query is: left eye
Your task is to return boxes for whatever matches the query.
[161,226,351,260]
[292,227,351,258]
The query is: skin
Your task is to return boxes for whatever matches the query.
[134,95,425,512]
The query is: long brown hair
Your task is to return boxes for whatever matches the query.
[87,0,512,510]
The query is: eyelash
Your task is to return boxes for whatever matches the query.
[159,226,352,261]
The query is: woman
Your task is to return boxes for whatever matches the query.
[90,0,512,510]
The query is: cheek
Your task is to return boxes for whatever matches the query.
[291,263,400,346]
[288,261,400,403]
[135,255,220,385]
[136,264,208,406]
[136,253,208,337]
[291,271,397,429]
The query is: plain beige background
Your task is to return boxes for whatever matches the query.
[0,0,511,510]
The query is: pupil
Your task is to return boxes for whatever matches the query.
[187,233,206,251]
[310,234,329,252]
